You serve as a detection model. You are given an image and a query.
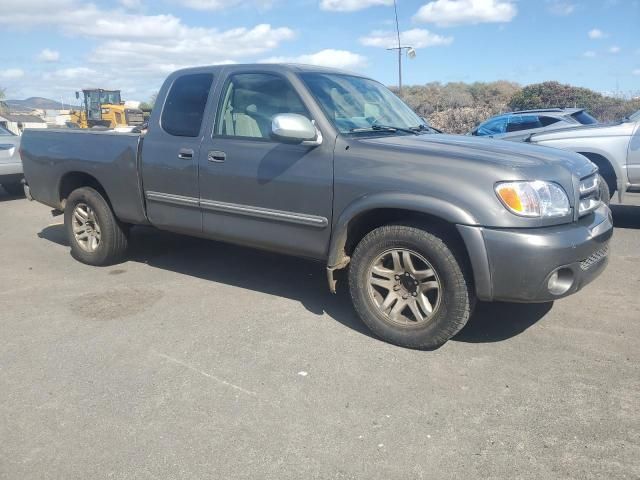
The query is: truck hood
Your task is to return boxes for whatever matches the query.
[531,120,638,142]
[358,133,596,179]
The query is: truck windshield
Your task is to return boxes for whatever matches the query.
[0,125,14,136]
[300,72,430,135]
[629,110,640,122]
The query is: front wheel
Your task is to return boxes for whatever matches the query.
[598,174,611,205]
[348,225,474,349]
[64,187,128,266]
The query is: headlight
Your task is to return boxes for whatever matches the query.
[495,181,570,218]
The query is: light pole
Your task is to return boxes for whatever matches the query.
[387,0,416,97]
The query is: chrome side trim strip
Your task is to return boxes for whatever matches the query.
[145,191,328,228]
[200,199,328,228]
[145,191,199,207]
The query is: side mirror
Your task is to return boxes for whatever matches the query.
[271,113,322,146]
[75,91,80,100]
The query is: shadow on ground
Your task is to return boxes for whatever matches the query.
[611,203,640,230]
[0,188,26,202]
[38,224,552,345]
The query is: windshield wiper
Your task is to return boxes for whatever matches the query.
[409,124,438,134]
[350,124,419,135]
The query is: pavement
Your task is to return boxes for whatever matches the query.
[1,188,639,480]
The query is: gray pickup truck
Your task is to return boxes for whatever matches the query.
[21,64,613,349]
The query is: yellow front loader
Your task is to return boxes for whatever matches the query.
[69,89,144,129]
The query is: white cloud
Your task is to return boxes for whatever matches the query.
[582,50,596,58]
[177,0,274,10]
[44,67,97,80]
[320,0,393,12]
[546,0,575,15]
[0,68,25,79]
[37,48,60,62]
[118,0,142,8]
[588,28,607,39]
[413,0,517,26]
[0,0,296,99]
[609,45,621,54]
[360,28,453,48]
[633,69,640,76]
[262,49,367,70]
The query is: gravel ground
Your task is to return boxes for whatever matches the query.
[1,188,639,480]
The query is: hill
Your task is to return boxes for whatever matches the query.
[5,97,69,110]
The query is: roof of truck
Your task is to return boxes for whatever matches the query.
[171,63,364,77]
[509,108,584,115]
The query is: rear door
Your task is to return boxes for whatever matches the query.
[197,70,334,259]
[141,72,215,234]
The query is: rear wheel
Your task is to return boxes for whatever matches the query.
[348,224,474,349]
[2,182,24,196]
[64,187,128,266]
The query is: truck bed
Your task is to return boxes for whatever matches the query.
[21,129,148,224]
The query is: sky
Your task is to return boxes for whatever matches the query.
[0,0,638,104]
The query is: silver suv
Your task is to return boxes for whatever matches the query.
[0,124,23,196]
[470,108,598,141]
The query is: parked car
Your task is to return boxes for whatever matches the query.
[21,64,612,349]
[470,108,598,142]
[529,110,640,202]
[0,124,24,196]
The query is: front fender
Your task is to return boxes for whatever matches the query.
[327,192,478,269]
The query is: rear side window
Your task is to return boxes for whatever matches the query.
[506,115,543,132]
[539,116,562,127]
[162,73,213,137]
[571,111,598,125]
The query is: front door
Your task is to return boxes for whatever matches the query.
[141,72,215,234]
[627,122,640,184]
[198,71,333,259]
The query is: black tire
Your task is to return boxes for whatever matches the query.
[2,182,24,196]
[598,174,611,205]
[64,187,128,266]
[348,224,474,349]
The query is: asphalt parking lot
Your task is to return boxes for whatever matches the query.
[1,188,639,480]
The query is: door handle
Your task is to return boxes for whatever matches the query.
[208,151,226,163]
[178,148,194,160]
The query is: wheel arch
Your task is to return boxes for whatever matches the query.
[58,171,112,210]
[575,150,624,201]
[326,193,478,293]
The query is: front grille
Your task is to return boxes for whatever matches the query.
[578,173,601,217]
[580,245,609,271]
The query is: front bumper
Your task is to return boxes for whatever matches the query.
[458,204,613,303]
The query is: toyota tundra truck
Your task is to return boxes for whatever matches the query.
[21,64,613,349]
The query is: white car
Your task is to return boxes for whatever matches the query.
[530,110,640,202]
[0,124,23,196]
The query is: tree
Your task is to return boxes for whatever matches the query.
[138,92,159,119]
[509,81,640,122]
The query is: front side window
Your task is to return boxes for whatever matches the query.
[476,117,507,136]
[216,73,309,139]
[300,72,427,135]
[162,73,214,137]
